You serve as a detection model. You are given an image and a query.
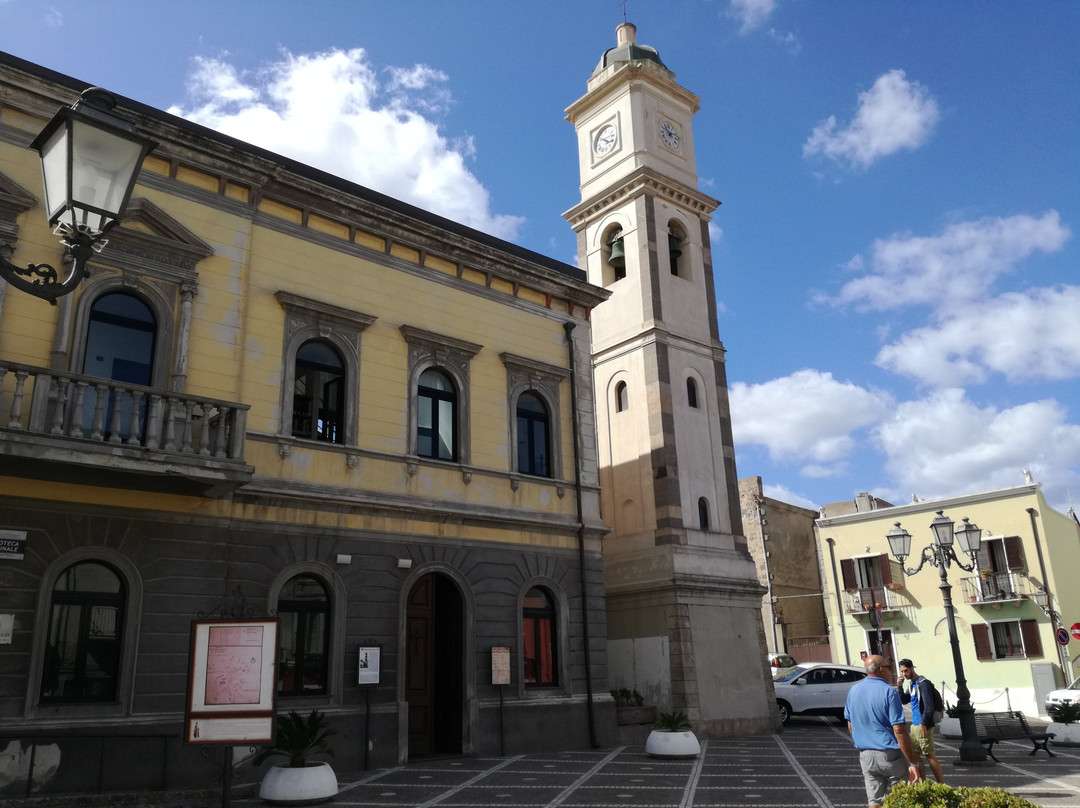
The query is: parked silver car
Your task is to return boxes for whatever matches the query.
[1045,676,1080,713]
[773,663,867,724]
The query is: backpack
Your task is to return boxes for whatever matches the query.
[921,677,944,723]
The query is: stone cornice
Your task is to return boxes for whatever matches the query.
[814,483,1042,529]
[563,165,719,227]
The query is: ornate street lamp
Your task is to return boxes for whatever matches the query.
[886,510,989,764]
[0,87,156,303]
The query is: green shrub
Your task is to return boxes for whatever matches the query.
[611,688,645,707]
[655,711,692,731]
[884,781,1039,808]
[1048,702,1080,724]
[253,709,336,768]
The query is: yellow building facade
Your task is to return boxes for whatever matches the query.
[0,51,615,790]
[815,483,1080,718]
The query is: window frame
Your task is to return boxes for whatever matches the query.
[26,549,143,719]
[401,326,481,466]
[277,292,375,450]
[974,618,1043,661]
[291,339,348,444]
[501,353,568,481]
[698,497,711,531]
[517,579,570,697]
[417,367,459,461]
[522,586,559,687]
[614,380,628,413]
[275,573,332,698]
[686,376,699,409]
[268,564,347,706]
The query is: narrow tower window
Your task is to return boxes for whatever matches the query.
[698,497,710,531]
[687,377,699,409]
[605,227,626,283]
[668,224,684,277]
[614,380,628,412]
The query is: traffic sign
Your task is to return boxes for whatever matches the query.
[1056,627,1070,646]
[1071,622,1080,641]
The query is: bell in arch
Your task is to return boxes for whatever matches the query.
[668,233,682,257]
[608,236,626,267]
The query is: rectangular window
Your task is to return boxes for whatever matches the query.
[974,619,1043,660]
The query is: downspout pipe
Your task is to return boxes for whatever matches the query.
[1027,507,1069,677]
[825,537,851,665]
[565,321,598,748]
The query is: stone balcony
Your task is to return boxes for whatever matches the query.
[0,360,252,497]
[958,571,1033,608]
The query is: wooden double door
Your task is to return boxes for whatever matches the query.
[406,574,464,757]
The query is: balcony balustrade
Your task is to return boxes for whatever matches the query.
[959,571,1031,606]
[843,586,904,614]
[0,360,251,494]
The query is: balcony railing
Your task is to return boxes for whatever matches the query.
[959,571,1031,605]
[0,360,251,493]
[843,586,904,614]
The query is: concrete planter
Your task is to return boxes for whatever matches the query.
[616,705,658,725]
[937,717,961,738]
[259,762,338,805]
[1049,722,1080,746]
[645,730,700,758]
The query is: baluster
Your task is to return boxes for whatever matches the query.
[180,400,196,454]
[162,397,178,451]
[145,395,163,450]
[89,383,107,440]
[69,381,89,438]
[214,406,230,458]
[125,391,145,445]
[198,406,212,456]
[8,370,29,429]
[107,387,126,443]
[49,378,68,435]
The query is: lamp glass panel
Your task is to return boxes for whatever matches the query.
[886,527,911,560]
[930,514,955,547]
[955,520,982,556]
[39,124,70,222]
[68,118,145,232]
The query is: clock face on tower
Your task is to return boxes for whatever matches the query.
[659,120,681,150]
[594,124,617,156]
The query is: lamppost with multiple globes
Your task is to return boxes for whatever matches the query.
[0,87,156,303]
[885,510,990,764]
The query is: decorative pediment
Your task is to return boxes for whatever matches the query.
[0,171,38,254]
[92,197,214,283]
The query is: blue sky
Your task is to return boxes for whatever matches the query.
[3,1,1078,514]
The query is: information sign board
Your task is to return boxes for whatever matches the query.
[491,646,511,685]
[358,646,381,685]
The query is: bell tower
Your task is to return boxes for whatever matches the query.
[565,23,776,736]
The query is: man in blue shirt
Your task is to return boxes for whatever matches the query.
[845,655,920,807]
[897,658,944,783]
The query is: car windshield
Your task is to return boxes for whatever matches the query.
[1067,678,1080,690]
[776,666,809,683]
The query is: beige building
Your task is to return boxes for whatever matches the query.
[564,24,776,735]
[815,482,1080,717]
[739,477,828,662]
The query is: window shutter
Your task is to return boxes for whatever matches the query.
[1003,537,1025,571]
[976,544,991,571]
[841,558,856,591]
[1020,619,1043,658]
[878,554,892,586]
[973,624,992,660]
[889,559,904,588]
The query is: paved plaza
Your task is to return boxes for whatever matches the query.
[226,719,1080,808]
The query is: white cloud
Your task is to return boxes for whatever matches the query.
[44,7,62,27]
[762,483,818,511]
[803,70,939,168]
[876,285,1080,386]
[728,0,776,34]
[875,389,1080,504]
[823,212,1069,311]
[168,48,524,239]
[768,29,801,54]
[731,369,893,466]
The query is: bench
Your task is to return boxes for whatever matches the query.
[972,710,1055,761]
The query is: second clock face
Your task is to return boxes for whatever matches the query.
[659,120,681,150]
[594,124,617,155]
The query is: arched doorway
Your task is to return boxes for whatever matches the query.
[406,573,464,757]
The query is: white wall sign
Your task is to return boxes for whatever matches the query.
[0,614,13,644]
[0,529,27,560]
[357,646,381,685]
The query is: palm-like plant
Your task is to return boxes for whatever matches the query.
[254,709,336,768]
[655,711,693,732]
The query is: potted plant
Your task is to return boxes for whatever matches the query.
[645,710,700,758]
[1048,702,1080,745]
[936,701,961,738]
[612,688,657,726]
[254,709,338,805]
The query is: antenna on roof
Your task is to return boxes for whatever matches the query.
[620,0,628,23]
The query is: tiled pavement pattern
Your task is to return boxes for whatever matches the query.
[228,720,1080,808]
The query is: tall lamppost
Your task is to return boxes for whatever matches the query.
[0,87,156,303]
[885,510,990,764]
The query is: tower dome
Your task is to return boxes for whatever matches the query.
[590,22,669,77]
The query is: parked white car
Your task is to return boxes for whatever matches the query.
[773,663,867,724]
[1045,676,1080,713]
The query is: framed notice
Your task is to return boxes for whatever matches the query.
[186,618,278,745]
[357,646,381,685]
[491,646,511,686]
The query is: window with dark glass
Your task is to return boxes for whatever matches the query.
[277,575,330,697]
[516,392,550,477]
[615,381,628,412]
[82,292,156,440]
[523,587,557,686]
[687,378,698,408]
[293,340,346,443]
[417,368,457,460]
[698,497,710,530]
[40,562,125,703]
